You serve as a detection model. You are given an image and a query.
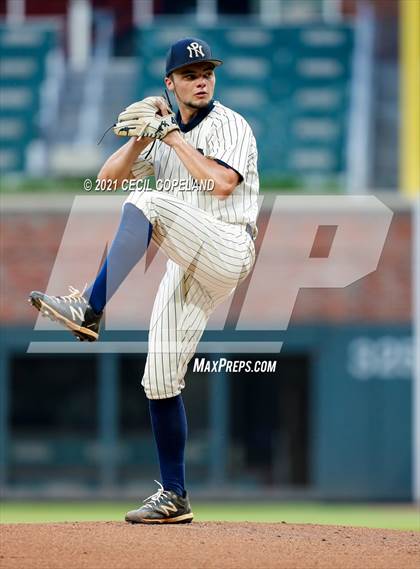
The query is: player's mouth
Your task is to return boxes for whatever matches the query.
[195,91,208,98]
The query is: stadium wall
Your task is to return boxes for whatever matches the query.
[0,194,413,499]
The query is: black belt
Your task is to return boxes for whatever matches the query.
[245,223,254,240]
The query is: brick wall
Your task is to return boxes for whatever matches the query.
[0,197,412,326]
[292,210,411,323]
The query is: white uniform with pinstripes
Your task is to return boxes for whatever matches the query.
[124,101,259,399]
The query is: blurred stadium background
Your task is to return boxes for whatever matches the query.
[0,0,419,525]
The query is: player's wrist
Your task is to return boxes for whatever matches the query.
[131,137,153,147]
[163,130,184,148]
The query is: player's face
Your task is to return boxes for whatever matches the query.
[166,63,216,110]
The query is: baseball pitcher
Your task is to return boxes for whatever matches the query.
[29,37,259,524]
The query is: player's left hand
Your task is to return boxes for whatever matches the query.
[113,96,180,140]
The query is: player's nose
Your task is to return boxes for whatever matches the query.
[196,76,207,87]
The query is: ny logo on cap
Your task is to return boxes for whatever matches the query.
[187,42,205,58]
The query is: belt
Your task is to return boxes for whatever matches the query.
[245,223,255,240]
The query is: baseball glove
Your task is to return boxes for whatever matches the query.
[113,96,179,140]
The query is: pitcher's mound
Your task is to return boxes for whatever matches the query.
[1,521,419,569]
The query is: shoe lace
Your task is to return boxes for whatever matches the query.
[57,284,88,304]
[142,480,167,509]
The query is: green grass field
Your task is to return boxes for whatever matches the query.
[1,501,419,530]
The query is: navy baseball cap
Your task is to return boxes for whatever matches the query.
[165,37,223,76]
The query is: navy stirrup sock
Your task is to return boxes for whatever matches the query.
[84,203,152,314]
[149,395,187,497]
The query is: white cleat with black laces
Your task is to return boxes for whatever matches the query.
[125,481,194,524]
[28,286,102,342]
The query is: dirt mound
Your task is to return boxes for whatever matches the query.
[1,521,419,569]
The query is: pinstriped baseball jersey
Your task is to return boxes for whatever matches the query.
[127,100,259,232]
[129,190,256,399]
[124,99,258,399]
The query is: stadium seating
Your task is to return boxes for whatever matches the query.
[0,23,57,173]
[137,24,354,181]
[0,21,353,182]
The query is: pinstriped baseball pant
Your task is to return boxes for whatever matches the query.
[124,190,255,399]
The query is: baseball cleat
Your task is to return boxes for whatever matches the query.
[125,481,194,524]
[28,286,102,342]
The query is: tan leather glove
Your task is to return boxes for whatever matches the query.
[113,96,179,140]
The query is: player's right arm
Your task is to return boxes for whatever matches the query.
[97,137,153,187]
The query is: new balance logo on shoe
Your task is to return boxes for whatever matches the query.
[159,502,178,516]
[70,305,84,321]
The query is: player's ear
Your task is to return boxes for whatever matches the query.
[165,75,174,92]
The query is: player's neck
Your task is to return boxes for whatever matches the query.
[178,104,200,124]
[176,100,214,133]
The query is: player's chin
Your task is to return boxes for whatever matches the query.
[191,96,211,107]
